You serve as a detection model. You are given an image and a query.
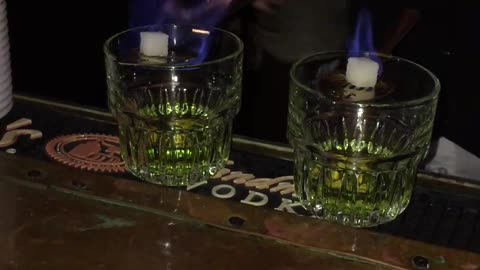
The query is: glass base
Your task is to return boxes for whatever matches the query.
[294,146,420,228]
[305,201,410,228]
[116,108,233,187]
[127,164,221,186]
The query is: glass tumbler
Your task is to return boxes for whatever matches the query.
[104,24,243,186]
[288,52,439,227]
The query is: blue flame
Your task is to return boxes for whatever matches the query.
[129,0,231,64]
[349,9,375,57]
[191,36,209,65]
[129,0,160,28]
[348,8,382,74]
[160,0,230,27]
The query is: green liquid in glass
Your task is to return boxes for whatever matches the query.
[295,139,421,227]
[116,90,231,186]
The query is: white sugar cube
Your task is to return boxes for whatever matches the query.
[346,57,379,88]
[140,31,169,57]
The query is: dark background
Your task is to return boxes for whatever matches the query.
[4,0,480,156]
[5,0,129,107]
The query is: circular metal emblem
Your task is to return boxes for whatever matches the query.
[45,134,126,173]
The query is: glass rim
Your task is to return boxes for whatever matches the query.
[290,51,441,108]
[103,24,244,70]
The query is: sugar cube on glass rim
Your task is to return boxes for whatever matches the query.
[140,31,169,57]
[346,57,379,88]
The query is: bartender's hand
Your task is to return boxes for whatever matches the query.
[252,0,285,13]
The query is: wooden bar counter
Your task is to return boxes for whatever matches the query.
[0,95,479,269]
